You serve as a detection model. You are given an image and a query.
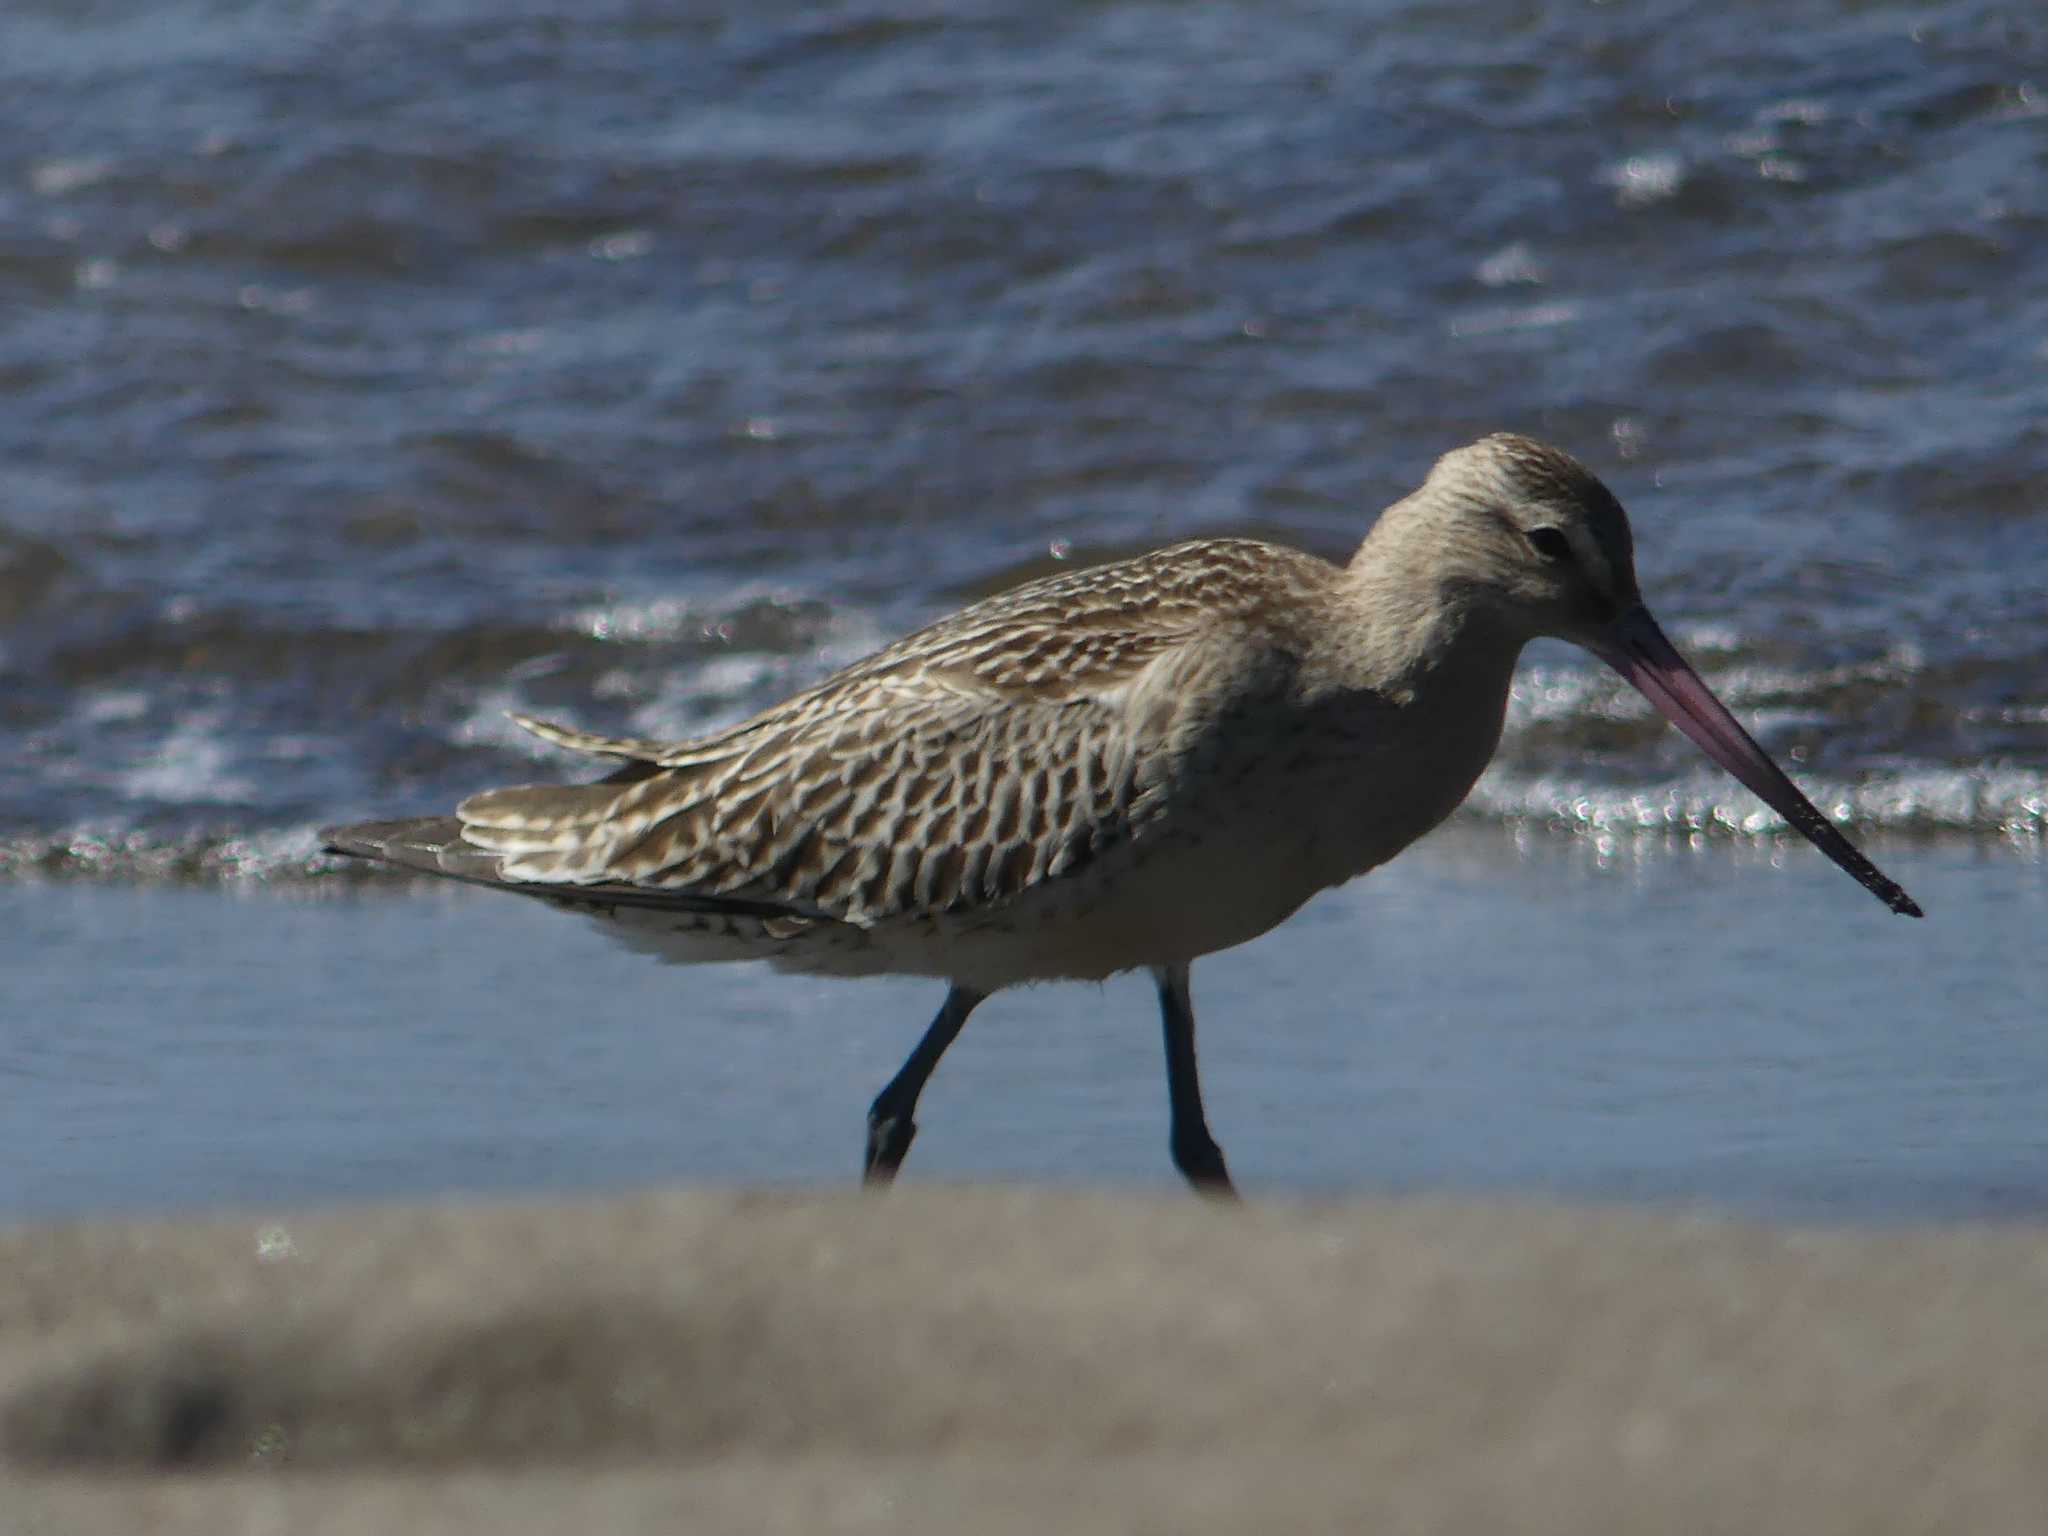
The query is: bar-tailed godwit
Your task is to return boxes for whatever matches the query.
[325,434,1920,1195]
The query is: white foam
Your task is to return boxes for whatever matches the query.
[1468,763,2048,840]
[616,606,892,739]
[78,689,151,726]
[1600,152,1685,207]
[1447,301,1581,339]
[1475,241,1544,287]
[115,709,258,805]
[30,156,113,196]
[1504,648,1915,735]
[449,594,895,751]
[559,581,831,645]
[452,685,565,760]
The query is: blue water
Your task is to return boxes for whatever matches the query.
[2,0,2045,874]
[3,0,2045,1222]
[6,834,2043,1223]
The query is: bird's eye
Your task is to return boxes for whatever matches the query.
[1525,526,1572,562]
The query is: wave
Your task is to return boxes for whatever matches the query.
[6,760,2039,890]
[9,591,2042,886]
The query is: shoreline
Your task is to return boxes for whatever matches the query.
[1,813,2040,893]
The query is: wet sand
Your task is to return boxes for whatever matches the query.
[5,1186,2048,1533]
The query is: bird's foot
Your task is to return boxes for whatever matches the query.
[1172,1130,1238,1200]
[863,1111,915,1186]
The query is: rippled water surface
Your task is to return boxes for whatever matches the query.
[4,0,2046,876]
[6,0,2047,1221]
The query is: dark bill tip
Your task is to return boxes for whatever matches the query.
[1587,607,1924,919]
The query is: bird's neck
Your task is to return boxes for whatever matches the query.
[1328,512,1526,703]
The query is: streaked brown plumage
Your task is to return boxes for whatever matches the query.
[325,433,1920,1194]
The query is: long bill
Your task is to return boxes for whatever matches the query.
[1586,606,1923,918]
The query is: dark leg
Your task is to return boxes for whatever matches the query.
[864,984,984,1185]
[1154,964,1237,1197]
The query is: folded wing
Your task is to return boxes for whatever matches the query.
[326,538,1320,928]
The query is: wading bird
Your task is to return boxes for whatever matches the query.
[325,434,1920,1195]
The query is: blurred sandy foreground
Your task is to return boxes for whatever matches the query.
[1,1187,2045,1534]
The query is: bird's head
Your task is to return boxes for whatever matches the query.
[1366,432,1921,918]
[1410,432,1645,649]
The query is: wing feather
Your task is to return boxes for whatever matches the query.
[457,682,1145,925]
[341,539,1339,927]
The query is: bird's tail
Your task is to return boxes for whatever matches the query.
[320,816,503,884]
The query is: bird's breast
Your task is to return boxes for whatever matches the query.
[1155,649,1519,900]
